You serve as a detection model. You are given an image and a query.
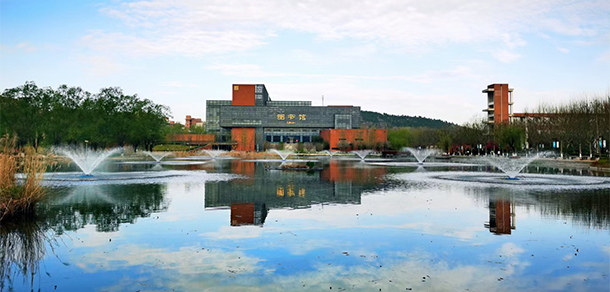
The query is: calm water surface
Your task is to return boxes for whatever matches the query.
[2,158,609,291]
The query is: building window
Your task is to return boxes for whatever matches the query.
[335,114,352,129]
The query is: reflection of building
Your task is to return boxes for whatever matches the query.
[321,160,386,184]
[206,84,387,151]
[485,198,516,235]
[230,203,268,226]
[205,161,386,226]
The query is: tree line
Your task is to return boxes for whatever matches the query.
[0,81,171,151]
[386,94,610,157]
[361,110,454,129]
[521,96,609,158]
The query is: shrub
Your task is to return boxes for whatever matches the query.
[0,135,47,222]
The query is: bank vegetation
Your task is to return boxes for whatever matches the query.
[387,94,610,158]
[0,135,47,222]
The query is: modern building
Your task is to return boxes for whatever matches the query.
[482,84,514,127]
[207,84,380,151]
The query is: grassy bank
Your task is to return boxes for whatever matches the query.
[0,135,47,222]
[152,144,195,151]
[591,157,610,168]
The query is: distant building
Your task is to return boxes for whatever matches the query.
[206,84,386,151]
[185,115,203,128]
[482,83,514,128]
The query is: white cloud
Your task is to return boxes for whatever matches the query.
[598,50,610,61]
[206,63,480,84]
[90,0,609,59]
[491,50,522,63]
[0,42,38,53]
[79,55,127,76]
[160,81,199,88]
[558,47,570,53]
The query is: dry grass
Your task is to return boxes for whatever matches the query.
[0,134,47,222]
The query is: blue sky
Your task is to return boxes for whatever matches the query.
[1,0,609,124]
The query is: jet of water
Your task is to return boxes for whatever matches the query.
[142,151,171,162]
[269,149,294,161]
[56,147,121,176]
[201,150,227,159]
[351,150,373,160]
[321,150,340,158]
[483,153,540,179]
[404,147,438,164]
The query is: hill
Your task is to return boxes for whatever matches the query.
[361,110,455,129]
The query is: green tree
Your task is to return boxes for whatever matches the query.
[387,128,413,150]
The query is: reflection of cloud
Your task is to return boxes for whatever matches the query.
[75,244,267,275]
[495,243,529,275]
[263,188,484,241]
[71,224,121,248]
[202,225,263,240]
[73,242,517,291]
[497,242,525,257]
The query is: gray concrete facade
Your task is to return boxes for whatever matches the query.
[218,106,361,129]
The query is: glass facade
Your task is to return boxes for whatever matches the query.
[206,100,232,132]
[264,128,321,143]
[334,114,352,129]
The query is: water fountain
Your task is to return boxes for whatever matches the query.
[482,154,539,180]
[142,151,171,163]
[321,150,340,158]
[202,150,227,159]
[56,147,121,176]
[404,147,438,164]
[269,149,294,161]
[352,150,373,160]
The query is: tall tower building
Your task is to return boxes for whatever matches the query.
[482,84,514,127]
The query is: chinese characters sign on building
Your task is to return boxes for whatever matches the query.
[277,114,306,124]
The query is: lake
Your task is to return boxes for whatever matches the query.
[2,157,609,291]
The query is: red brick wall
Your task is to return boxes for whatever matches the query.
[493,84,510,124]
[167,134,215,144]
[232,128,256,151]
[232,84,256,106]
[320,129,387,150]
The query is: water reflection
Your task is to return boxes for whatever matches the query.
[206,161,386,225]
[485,195,516,235]
[531,190,610,229]
[0,219,48,292]
[40,184,169,233]
[230,203,268,226]
[2,160,609,291]
[469,188,610,230]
